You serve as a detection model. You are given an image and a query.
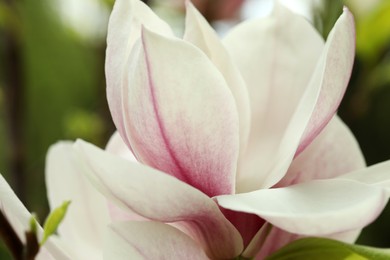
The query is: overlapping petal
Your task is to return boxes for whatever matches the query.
[223,3,325,192]
[338,161,390,192]
[74,139,243,259]
[276,115,365,187]
[106,0,173,148]
[217,179,387,236]
[45,142,110,259]
[224,5,356,192]
[120,28,239,197]
[105,131,137,162]
[297,7,356,155]
[184,2,251,166]
[104,221,209,260]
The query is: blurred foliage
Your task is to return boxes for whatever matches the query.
[64,109,105,143]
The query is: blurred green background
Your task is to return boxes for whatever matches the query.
[0,0,389,258]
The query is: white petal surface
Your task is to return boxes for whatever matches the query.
[104,221,209,260]
[121,28,239,197]
[297,7,356,155]
[0,175,31,243]
[223,3,324,192]
[46,142,110,259]
[184,2,251,165]
[217,179,387,235]
[106,0,173,147]
[105,131,137,162]
[74,140,243,259]
[338,161,390,191]
[276,115,365,187]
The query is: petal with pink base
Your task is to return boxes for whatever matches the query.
[74,140,243,259]
[104,221,209,260]
[121,28,239,197]
[184,2,251,164]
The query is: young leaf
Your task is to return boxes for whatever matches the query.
[40,200,71,246]
[266,237,390,260]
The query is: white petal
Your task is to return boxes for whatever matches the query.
[276,115,365,187]
[0,175,72,259]
[106,0,173,147]
[338,160,390,192]
[104,221,209,260]
[74,140,243,259]
[46,142,110,259]
[105,131,137,162]
[224,3,325,192]
[184,2,251,165]
[217,179,387,235]
[120,28,239,197]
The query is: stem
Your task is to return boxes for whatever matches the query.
[0,211,24,259]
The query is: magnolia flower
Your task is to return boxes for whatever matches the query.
[1,0,390,259]
[77,0,390,258]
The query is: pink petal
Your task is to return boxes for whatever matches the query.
[74,140,243,259]
[104,221,209,260]
[121,28,239,197]
[45,142,110,259]
[217,179,387,236]
[223,3,325,192]
[105,0,173,149]
[276,115,365,187]
[184,2,251,166]
[296,7,356,155]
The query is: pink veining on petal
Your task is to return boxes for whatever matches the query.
[121,28,238,198]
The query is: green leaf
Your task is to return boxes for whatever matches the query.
[265,237,390,260]
[29,213,38,234]
[40,201,71,246]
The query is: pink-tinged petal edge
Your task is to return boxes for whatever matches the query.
[296,7,356,156]
[74,139,243,259]
[120,27,239,197]
[105,0,173,153]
